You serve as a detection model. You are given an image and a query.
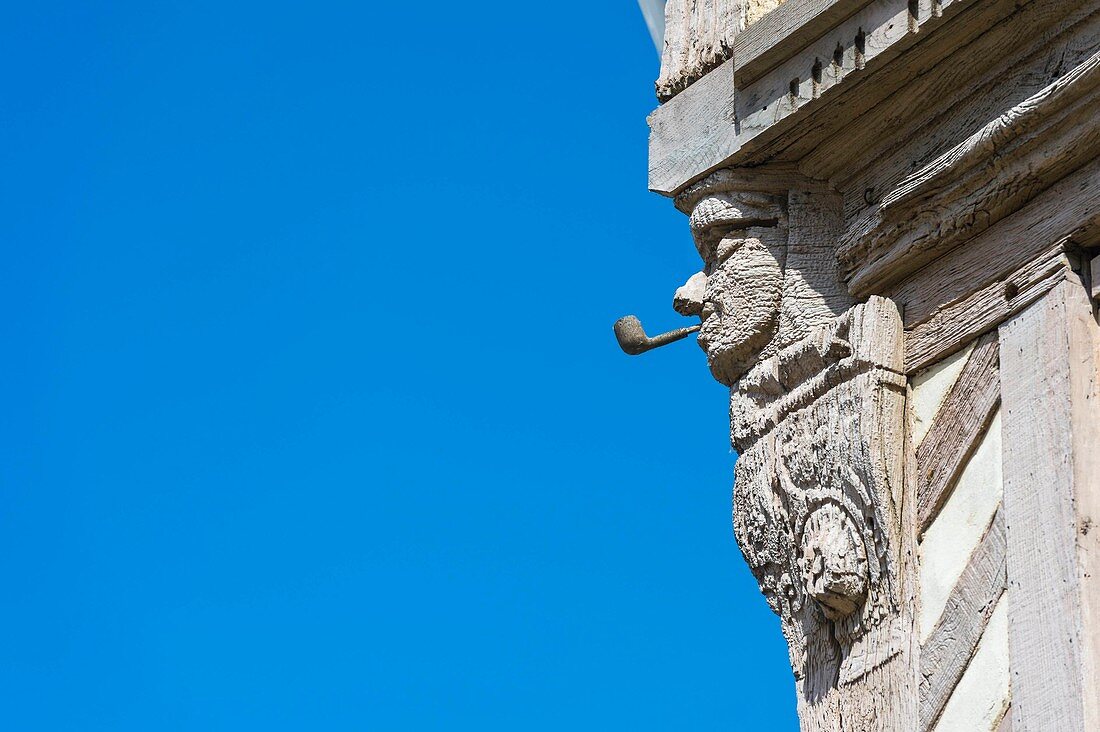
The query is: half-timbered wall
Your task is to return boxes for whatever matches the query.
[628,0,1100,729]
[912,336,1008,731]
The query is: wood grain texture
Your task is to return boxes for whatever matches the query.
[999,280,1100,731]
[734,0,874,85]
[1066,275,1100,732]
[916,333,1000,533]
[929,594,1010,732]
[920,506,1007,731]
[656,0,789,102]
[888,159,1100,331]
[647,0,996,193]
[648,59,740,197]
[656,0,740,101]
[827,0,1099,226]
[840,46,1100,295]
[904,248,1070,374]
[729,298,915,731]
[734,0,914,166]
[773,0,1026,173]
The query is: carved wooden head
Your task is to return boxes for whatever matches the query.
[674,190,788,385]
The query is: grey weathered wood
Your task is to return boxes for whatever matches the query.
[733,0,874,85]
[656,0,790,101]
[792,0,1040,179]
[840,47,1100,295]
[887,159,1100,331]
[648,59,739,196]
[729,297,914,732]
[919,505,1007,731]
[904,247,1070,373]
[647,0,1019,193]
[827,0,1099,226]
[999,280,1100,731]
[916,333,1000,533]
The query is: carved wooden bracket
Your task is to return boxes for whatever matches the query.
[673,170,915,729]
[730,297,913,729]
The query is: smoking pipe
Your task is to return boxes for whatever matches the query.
[613,315,701,355]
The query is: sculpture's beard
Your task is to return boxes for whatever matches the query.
[697,236,784,386]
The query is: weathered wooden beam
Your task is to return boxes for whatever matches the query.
[919,505,1007,731]
[888,159,1100,332]
[825,1,1100,226]
[656,0,740,101]
[904,246,1070,374]
[999,280,1100,731]
[840,47,1100,295]
[656,0,789,102]
[647,0,1021,193]
[733,0,874,86]
[915,333,1000,533]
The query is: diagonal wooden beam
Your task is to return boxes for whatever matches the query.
[919,505,1007,731]
[916,332,1001,534]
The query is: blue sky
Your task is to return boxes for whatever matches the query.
[2,2,797,729]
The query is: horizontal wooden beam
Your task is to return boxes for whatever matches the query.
[647,0,1000,194]
[903,247,1070,374]
[841,48,1100,295]
[888,159,1100,332]
[733,0,874,86]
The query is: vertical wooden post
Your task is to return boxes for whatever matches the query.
[999,277,1100,731]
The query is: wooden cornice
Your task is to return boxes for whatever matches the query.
[648,0,1011,195]
[839,50,1100,296]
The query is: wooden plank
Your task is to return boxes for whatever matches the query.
[999,280,1100,731]
[734,0,913,164]
[648,59,739,197]
[733,0,874,86]
[887,159,1100,330]
[647,0,999,193]
[841,46,1100,295]
[826,1,1099,226]
[929,594,1010,732]
[904,249,1070,373]
[1067,276,1100,732]
[919,506,1007,731]
[778,0,1029,174]
[916,333,1000,533]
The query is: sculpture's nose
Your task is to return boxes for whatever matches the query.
[673,271,708,317]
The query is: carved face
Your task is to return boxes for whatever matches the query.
[675,192,786,386]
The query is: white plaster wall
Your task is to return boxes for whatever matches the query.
[910,341,974,447]
[919,410,1003,641]
[931,594,1010,732]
